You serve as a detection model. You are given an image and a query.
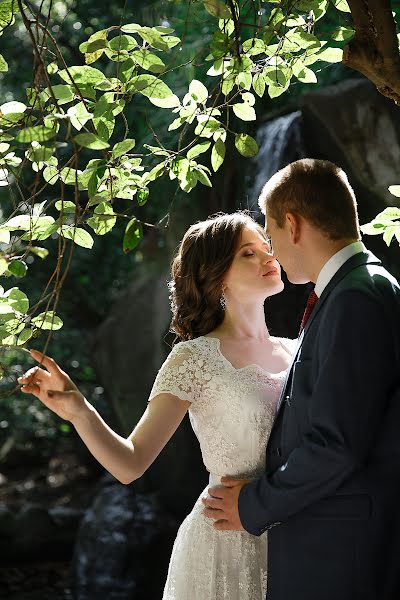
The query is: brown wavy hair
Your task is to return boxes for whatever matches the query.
[169,212,267,340]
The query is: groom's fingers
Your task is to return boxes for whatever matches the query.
[201,496,223,509]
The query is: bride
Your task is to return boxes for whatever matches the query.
[18,211,295,599]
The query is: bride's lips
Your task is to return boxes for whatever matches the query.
[263,268,279,277]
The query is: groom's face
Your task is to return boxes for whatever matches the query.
[265,212,304,284]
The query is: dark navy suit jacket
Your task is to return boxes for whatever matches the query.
[238,251,400,600]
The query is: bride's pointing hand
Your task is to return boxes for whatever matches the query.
[18,349,87,424]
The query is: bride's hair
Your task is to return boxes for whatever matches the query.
[169,211,267,340]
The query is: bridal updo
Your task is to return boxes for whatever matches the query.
[169,211,267,340]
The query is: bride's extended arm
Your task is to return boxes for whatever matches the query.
[18,350,190,485]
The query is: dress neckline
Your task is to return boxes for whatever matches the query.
[198,335,289,377]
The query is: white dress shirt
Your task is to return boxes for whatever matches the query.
[314,241,366,298]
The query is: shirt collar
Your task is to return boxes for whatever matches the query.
[314,241,366,298]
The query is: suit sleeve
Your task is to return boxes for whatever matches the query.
[238,289,396,535]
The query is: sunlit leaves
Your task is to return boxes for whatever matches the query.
[234,133,259,157]
[204,0,232,19]
[211,138,225,172]
[16,125,57,143]
[361,207,400,247]
[87,203,117,236]
[74,133,110,150]
[112,139,136,159]
[331,26,355,42]
[31,312,63,331]
[187,141,211,160]
[130,75,180,108]
[0,54,8,72]
[58,65,105,86]
[123,218,143,253]
[0,101,27,114]
[331,0,351,12]
[60,226,94,249]
[232,103,256,121]
[313,47,343,63]
[131,49,165,73]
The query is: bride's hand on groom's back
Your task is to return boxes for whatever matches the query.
[18,349,87,424]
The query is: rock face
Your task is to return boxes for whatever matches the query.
[72,474,180,600]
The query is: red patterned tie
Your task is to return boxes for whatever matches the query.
[299,289,318,335]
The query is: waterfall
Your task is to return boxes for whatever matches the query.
[246,110,306,212]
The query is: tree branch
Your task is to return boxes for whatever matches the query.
[344,0,400,104]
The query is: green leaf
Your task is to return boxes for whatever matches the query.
[7,260,27,278]
[236,72,252,90]
[383,226,397,246]
[3,288,29,313]
[58,65,106,86]
[292,60,317,83]
[189,80,208,103]
[232,103,256,121]
[193,167,212,187]
[135,27,169,51]
[16,126,57,143]
[314,47,343,63]
[28,247,49,260]
[32,311,63,331]
[17,328,33,345]
[194,117,223,138]
[374,207,400,221]
[331,26,355,42]
[242,38,266,56]
[204,0,232,19]
[43,165,59,185]
[131,50,165,73]
[0,54,8,73]
[331,0,351,12]
[187,141,211,160]
[123,218,143,253]
[55,200,78,214]
[0,229,10,244]
[86,203,117,236]
[109,34,137,52]
[130,75,180,108]
[234,133,259,157]
[61,226,94,248]
[388,186,400,198]
[74,133,110,150]
[0,101,27,115]
[211,138,226,172]
[0,259,8,276]
[50,85,74,104]
[137,188,149,206]
[252,72,266,97]
[112,138,136,160]
[67,102,93,131]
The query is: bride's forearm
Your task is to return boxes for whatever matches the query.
[71,399,139,485]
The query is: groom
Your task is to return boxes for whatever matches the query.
[202,159,400,600]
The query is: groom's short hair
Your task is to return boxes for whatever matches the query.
[258,159,360,240]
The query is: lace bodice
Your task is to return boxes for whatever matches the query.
[149,336,295,480]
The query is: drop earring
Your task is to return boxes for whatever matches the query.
[220,287,226,310]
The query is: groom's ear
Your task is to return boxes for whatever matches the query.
[286,212,302,244]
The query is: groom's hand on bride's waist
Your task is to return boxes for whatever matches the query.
[201,476,250,531]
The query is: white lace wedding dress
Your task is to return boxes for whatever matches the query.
[148,335,295,600]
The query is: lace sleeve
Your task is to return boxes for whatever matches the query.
[148,341,203,404]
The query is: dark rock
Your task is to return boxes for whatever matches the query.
[71,474,180,600]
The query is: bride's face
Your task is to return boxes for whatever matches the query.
[223,225,284,302]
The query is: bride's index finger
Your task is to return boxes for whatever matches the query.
[29,349,63,376]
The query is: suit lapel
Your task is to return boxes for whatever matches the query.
[301,250,381,338]
[274,250,381,415]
